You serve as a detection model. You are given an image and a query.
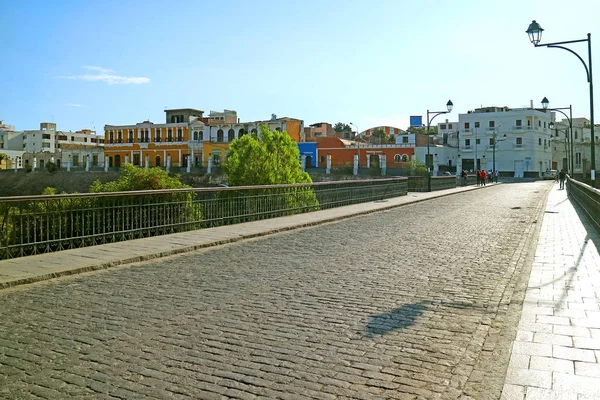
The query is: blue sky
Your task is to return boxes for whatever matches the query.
[1,0,599,133]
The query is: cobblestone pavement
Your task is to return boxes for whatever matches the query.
[0,182,552,400]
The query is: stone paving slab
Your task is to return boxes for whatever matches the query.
[501,183,600,400]
[0,185,479,290]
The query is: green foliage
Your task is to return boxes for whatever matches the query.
[25,164,32,173]
[90,164,189,192]
[334,122,352,133]
[224,124,312,186]
[45,161,58,174]
[404,159,428,176]
[0,153,6,165]
[41,187,57,195]
[222,124,319,216]
[406,125,438,135]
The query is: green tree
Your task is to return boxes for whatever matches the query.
[333,122,352,133]
[89,164,189,192]
[224,124,312,186]
[404,159,428,176]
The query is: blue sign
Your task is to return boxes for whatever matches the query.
[410,115,423,127]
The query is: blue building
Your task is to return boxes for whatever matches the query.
[298,142,317,167]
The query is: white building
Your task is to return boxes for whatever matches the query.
[23,123,103,153]
[456,105,553,178]
[551,117,600,177]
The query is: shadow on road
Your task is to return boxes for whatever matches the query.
[362,300,489,339]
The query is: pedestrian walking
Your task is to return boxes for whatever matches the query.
[494,170,499,183]
[476,169,481,186]
[558,168,566,190]
[480,169,486,186]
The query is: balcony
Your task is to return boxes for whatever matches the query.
[463,128,471,133]
[513,144,525,149]
[513,126,523,130]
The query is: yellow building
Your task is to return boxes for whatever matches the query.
[104,109,204,168]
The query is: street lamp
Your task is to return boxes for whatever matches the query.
[492,124,507,181]
[526,21,595,185]
[542,97,573,175]
[349,122,360,174]
[426,100,453,190]
[549,121,571,173]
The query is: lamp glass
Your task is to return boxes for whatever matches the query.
[541,97,549,109]
[446,100,453,112]
[526,20,543,45]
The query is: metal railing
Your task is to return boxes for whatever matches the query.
[567,177,600,232]
[0,178,408,259]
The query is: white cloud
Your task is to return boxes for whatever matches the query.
[59,66,150,85]
[82,65,114,74]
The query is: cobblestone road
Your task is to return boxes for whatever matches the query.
[0,182,552,400]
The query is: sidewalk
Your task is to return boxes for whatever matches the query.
[0,185,480,290]
[502,184,600,399]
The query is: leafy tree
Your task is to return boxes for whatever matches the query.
[89,164,189,192]
[407,125,438,135]
[46,161,58,174]
[224,124,312,186]
[404,159,428,176]
[333,122,352,133]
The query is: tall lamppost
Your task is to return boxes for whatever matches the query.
[426,100,453,190]
[492,124,507,180]
[349,122,359,171]
[526,20,595,185]
[541,97,573,175]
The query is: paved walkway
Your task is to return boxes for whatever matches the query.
[0,185,479,289]
[501,183,600,400]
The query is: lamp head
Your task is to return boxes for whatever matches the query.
[541,96,549,109]
[549,121,555,129]
[526,20,544,45]
[446,100,453,113]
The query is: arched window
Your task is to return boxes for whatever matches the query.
[394,154,401,163]
[275,127,281,132]
[199,130,204,140]
[239,129,246,137]
[320,156,325,163]
[177,128,183,141]
[217,129,224,142]
[193,131,198,141]
[401,154,408,162]
[228,128,235,142]
[251,128,257,134]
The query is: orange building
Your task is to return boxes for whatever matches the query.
[316,137,415,168]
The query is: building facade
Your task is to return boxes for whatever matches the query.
[456,106,553,177]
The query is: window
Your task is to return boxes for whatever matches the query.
[476,138,480,145]
[155,129,161,142]
[71,136,75,141]
[167,129,173,142]
[538,120,541,127]
[109,132,114,143]
[84,138,88,142]
[489,121,495,128]
[474,122,480,128]
[394,154,401,162]
[516,137,523,147]
[42,142,51,148]
[177,128,183,141]
[117,131,122,143]
[129,130,134,143]
[402,136,408,143]
[489,138,494,145]
[440,124,447,130]
[448,124,453,129]
[575,130,578,140]
[42,133,51,139]
[516,120,522,127]
[401,154,408,162]
[544,139,547,146]
[544,122,547,128]
[193,131,199,141]
[465,139,471,146]
[464,122,470,129]
[320,156,325,163]
[539,138,542,145]
[576,152,581,165]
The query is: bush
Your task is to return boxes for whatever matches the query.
[46,161,58,174]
